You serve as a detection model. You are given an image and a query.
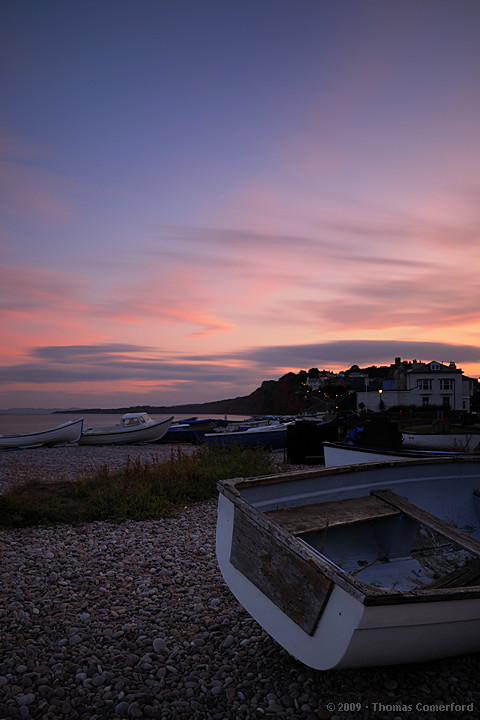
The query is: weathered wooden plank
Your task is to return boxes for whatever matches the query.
[266,495,400,536]
[423,556,480,589]
[372,489,480,556]
[230,506,333,635]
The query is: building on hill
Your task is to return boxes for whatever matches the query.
[305,372,337,390]
[356,360,477,413]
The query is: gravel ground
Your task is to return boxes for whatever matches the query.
[1,445,479,720]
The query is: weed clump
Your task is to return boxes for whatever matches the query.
[0,444,277,528]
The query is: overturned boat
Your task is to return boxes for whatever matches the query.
[216,457,480,669]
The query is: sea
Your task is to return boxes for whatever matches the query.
[0,412,251,435]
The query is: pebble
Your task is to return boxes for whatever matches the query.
[0,446,479,719]
[152,638,166,654]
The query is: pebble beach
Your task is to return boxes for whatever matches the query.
[1,445,479,720]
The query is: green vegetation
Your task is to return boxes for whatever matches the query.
[0,444,278,529]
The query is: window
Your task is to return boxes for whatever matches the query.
[418,379,432,390]
[422,396,430,406]
[442,397,450,409]
[440,379,454,391]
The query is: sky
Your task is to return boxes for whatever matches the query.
[1,0,480,409]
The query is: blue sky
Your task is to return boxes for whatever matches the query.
[1,1,480,408]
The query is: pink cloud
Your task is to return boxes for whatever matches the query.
[0,264,106,359]
[0,264,85,314]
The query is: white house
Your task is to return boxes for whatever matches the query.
[356,360,475,413]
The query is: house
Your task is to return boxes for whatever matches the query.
[356,360,476,413]
[305,372,338,390]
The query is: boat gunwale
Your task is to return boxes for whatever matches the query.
[218,454,480,492]
[218,457,480,607]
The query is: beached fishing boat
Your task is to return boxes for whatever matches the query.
[323,440,465,467]
[160,418,218,444]
[0,419,84,450]
[205,420,292,450]
[217,457,480,669]
[79,413,172,445]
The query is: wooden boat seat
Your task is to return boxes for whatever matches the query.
[265,495,400,536]
[371,489,480,557]
[266,489,480,557]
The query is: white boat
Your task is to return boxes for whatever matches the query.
[217,457,480,669]
[79,413,173,446]
[323,440,465,467]
[0,419,84,450]
[402,432,480,452]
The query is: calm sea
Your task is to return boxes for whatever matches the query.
[0,412,250,435]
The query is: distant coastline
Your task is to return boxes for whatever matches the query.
[54,398,243,416]
[51,373,326,417]
[52,377,304,417]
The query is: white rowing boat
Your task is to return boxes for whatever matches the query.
[402,432,480,452]
[217,457,480,669]
[323,440,465,467]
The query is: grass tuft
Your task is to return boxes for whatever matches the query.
[0,444,278,529]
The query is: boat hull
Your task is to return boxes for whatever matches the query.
[323,441,464,467]
[160,419,217,444]
[402,432,480,452]
[205,426,287,450]
[79,416,172,445]
[0,419,84,449]
[217,458,480,669]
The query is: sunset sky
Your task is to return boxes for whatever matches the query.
[1,0,480,409]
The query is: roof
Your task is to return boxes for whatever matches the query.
[408,361,462,374]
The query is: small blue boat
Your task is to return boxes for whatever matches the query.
[205,421,291,450]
